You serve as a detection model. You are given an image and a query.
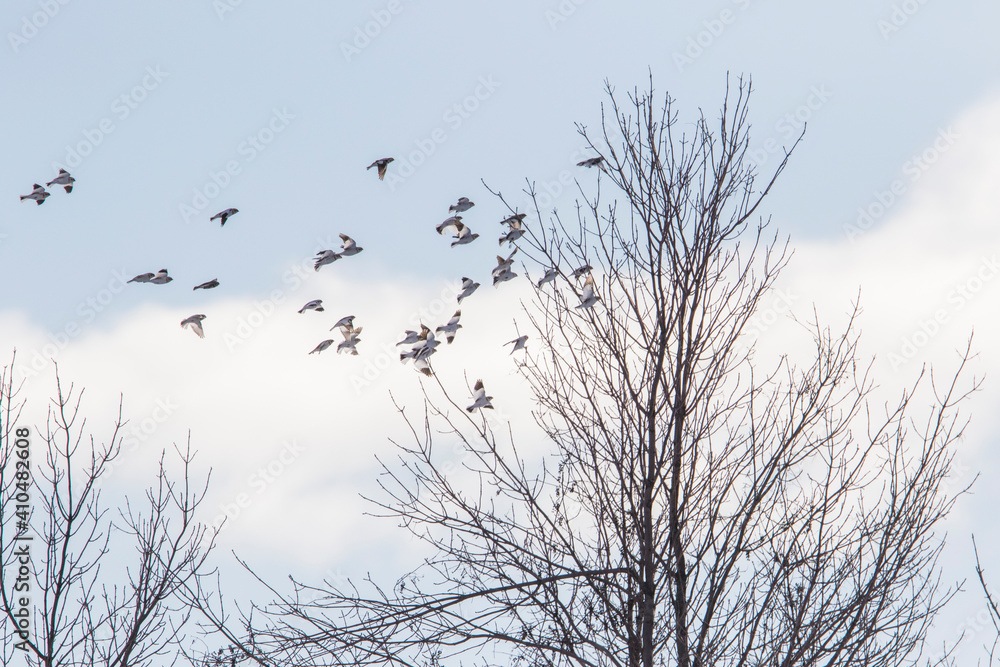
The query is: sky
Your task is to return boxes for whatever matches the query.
[3,0,1000,663]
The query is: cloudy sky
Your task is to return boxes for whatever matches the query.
[3,0,1000,662]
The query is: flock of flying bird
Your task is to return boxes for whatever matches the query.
[20,155,606,412]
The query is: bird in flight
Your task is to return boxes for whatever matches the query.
[451,222,479,247]
[436,310,462,344]
[20,184,50,205]
[46,169,75,193]
[493,267,517,287]
[577,156,606,170]
[571,264,593,279]
[396,327,426,346]
[505,335,528,353]
[457,277,480,303]
[338,325,363,355]
[436,215,463,235]
[309,339,335,355]
[149,269,173,284]
[367,157,394,180]
[499,213,526,226]
[492,249,518,280]
[449,197,475,213]
[339,233,363,256]
[536,268,558,287]
[299,299,324,314]
[499,218,524,246]
[181,314,207,338]
[466,380,494,412]
[314,250,341,271]
[210,208,239,226]
[577,274,599,309]
[193,279,220,290]
[330,315,356,332]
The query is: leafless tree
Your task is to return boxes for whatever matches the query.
[0,356,218,667]
[209,77,976,667]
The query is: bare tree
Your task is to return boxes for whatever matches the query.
[0,356,218,667]
[209,77,976,667]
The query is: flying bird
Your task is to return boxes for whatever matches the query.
[331,315,356,332]
[128,272,154,284]
[180,314,207,338]
[457,277,480,303]
[339,233,363,256]
[493,267,517,286]
[396,328,425,346]
[435,310,462,344]
[491,249,518,279]
[436,215,463,235]
[536,268,558,287]
[449,197,475,213]
[46,169,74,193]
[314,250,341,271]
[499,213,527,226]
[576,274,599,309]
[413,357,433,377]
[193,279,220,290]
[499,219,524,245]
[571,264,593,279]
[338,326,362,355]
[367,157,394,180]
[451,222,479,247]
[210,208,239,226]
[299,299,324,314]
[577,156,606,169]
[149,269,172,284]
[309,339,335,355]
[20,184,49,205]
[505,335,528,353]
[466,380,494,412]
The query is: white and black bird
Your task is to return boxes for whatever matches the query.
[435,310,462,344]
[536,268,559,287]
[413,357,433,377]
[339,233,363,256]
[314,250,341,271]
[577,156,606,169]
[331,315,356,332]
[571,264,593,279]
[493,267,517,287]
[466,379,494,412]
[436,215,463,235]
[413,330,439,360]
[149,269,172,285]
[46,169,74,193]
[299,299,324,314]
[180,314,207,338]
[210,208,239,226]
[367,157,394,180]
[499,219,524,246]
[576,274,599,309]
[338,326,362,355]
[20,184,50,205]
[128,272,154,283]
[499,213,527,226]
[451,222,479,247]
[457,277,480,303]
[396,328,424,346]
[193,279,219,290]
[309,339,335,355]
[449,197,475,213]
[505,335,528,353]
[491,249,518,279]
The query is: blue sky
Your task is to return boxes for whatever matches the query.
[4,0,1000,662]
